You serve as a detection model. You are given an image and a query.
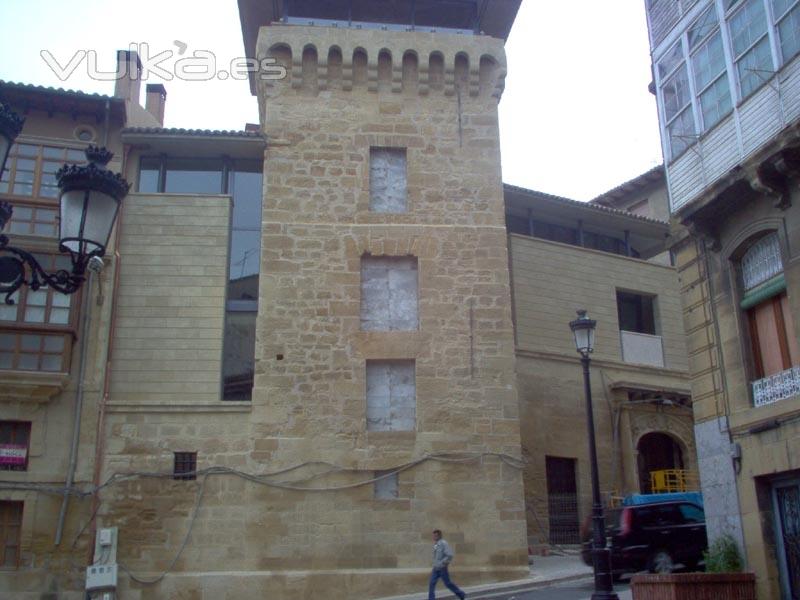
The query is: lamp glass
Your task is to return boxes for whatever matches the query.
[572,325,595,354]
[59,188,120,255]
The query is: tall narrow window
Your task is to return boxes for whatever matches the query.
[369,148,407,213]
[690,9,731,130]
[0,501,23,568]
[366,360,416,432]
[223,161,262,401]
[772,0,800,64]
[361,256,418,331]
[659,41,695,158]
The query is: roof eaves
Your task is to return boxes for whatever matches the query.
[0,80,121,103]
[503,183,669,228]
[590,165,665,206]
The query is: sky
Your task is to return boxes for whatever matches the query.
[0,1,664,201]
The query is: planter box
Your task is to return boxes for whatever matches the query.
[631,573,756,600]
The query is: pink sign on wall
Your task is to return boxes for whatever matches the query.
[0,444,27,465]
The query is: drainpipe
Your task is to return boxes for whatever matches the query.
[86,143,129,560]
[55,269,95,545]
[102,99,110,147]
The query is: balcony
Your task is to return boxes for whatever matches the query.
[620,330,665,368]
[752,367,800,407]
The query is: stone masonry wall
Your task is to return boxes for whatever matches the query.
[96,26,528,600]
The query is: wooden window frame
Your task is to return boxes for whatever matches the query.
[0,501,23,570]
[1,143,85,202]
[4,201,59,238]
[747,292,793,379]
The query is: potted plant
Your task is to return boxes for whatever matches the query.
[631,535,756,599]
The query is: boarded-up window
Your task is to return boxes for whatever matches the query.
[369,148,407,213]
[360,257,418,331]
[374,471,400,499]
[366,360,415,431]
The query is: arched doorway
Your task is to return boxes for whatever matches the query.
[637,432,684,493]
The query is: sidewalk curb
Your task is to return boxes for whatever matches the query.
[375,572,594,600]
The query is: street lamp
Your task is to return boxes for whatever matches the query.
[0,141,130,303]
[569,309,618,600]
[0,102,25,176]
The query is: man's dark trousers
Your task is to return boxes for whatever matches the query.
[428,566,465,600]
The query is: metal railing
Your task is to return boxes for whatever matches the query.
[649,469,699,493]
[753,366,800,407]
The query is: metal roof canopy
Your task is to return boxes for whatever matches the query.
[238,0,522,94]
[122,128,266,160]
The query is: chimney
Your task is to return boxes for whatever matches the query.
[145,84,167,126]
[114,50,142,105]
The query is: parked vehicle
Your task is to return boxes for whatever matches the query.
[581,499,707,579]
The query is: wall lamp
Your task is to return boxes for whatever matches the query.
[0,102,130,303]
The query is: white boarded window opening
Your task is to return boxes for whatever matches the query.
[366,360,416,432]
[374,471,400,499]
[360,256,418,331]
[370,148,407,212]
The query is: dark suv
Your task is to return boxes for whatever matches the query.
[581,500,707,578]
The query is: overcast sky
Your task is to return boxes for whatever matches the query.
[0,0,664,200]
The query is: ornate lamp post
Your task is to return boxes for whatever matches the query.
[569,309,618,600]
[0,103,129,303]
[0,102,25,177]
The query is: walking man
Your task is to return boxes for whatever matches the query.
[428,529,466,600]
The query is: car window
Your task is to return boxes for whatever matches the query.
[678,503,705,523]
[636,504,680,526]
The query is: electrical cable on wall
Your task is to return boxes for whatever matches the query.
[0,451,526,585]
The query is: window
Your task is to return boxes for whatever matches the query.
[223,162,263,401]
[360,256,418,331]
[689,9,731,130]
[617,291,657,335]
[730,0,772,98]
[4,204,58,237]
[773,0,800,63]
[678,503,705,524]
[0,422,31,472]
[0,502,22,568]
[369,148,407,213]
[374,471,400,499]
[366,360,416,432]
[1,144,85,199]
[136,157,224,195]
[0,254,75,373]
[173,452,197,481]
[739,233,800,405]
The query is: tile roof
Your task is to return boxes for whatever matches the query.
[122,127,264,138]
[0,80,120,102]
[590,165,665,206]
[503,182,669,227]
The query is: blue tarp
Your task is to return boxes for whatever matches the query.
[622,492,703,506]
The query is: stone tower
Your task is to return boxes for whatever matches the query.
[243,2,528,596]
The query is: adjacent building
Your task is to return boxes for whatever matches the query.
[505,176,695,548]
[645,0,800,597]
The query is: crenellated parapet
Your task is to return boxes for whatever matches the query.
[255,26,507,101]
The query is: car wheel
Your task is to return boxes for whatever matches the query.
[648,550,675,574]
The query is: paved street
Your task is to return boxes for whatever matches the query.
[480,577,632,600]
